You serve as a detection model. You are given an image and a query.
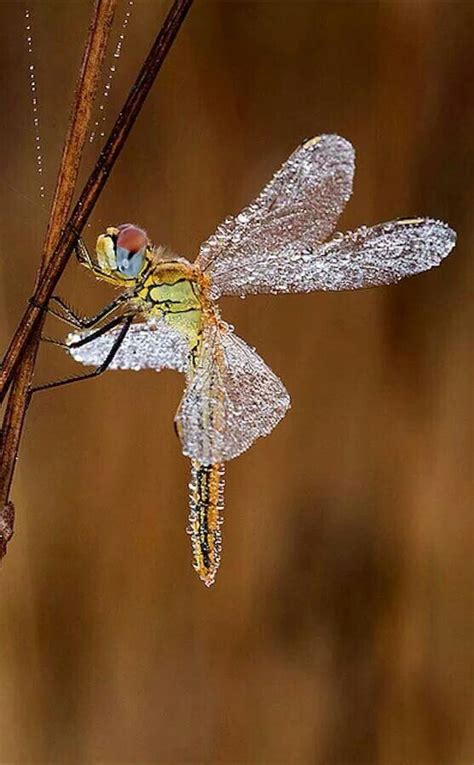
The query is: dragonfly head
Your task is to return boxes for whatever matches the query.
[95,224,151,283]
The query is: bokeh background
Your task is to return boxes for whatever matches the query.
[0,1,472,762]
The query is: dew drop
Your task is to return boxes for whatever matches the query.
[24,7,46,200]
[89,0,135,144]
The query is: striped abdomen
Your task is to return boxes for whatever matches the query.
[187,461,225,587]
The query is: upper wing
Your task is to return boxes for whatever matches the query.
[279,217,456,292]
[197,134,355,298]
[201,218,456,297]
[175,321,290,464]
[67,316,190,372]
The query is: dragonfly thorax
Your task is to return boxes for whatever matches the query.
[135,258,208,352]
[137,260,202,312]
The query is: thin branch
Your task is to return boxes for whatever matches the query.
[0,0,117,556]
[0,0,194,402]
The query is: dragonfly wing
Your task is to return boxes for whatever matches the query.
[201,217,455,296]
[67,317,190,372]
[175,321,290,464]
[197,134,355,297]
[290,218,457,292]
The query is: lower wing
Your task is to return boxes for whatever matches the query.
[66,316,190,372]
[175,320,291,464]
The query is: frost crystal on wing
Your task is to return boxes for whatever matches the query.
[197,134,355,297]
[176,322,291,464]
[67,317,190,372]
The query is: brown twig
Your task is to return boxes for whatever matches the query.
[0,0,194,557]
[0,0,117,557]
[0,0,194,402]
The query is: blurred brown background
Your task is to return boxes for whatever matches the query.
[0,1,472,762]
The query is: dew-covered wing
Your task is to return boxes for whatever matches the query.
[175,322,290,464]
[67,317,190,372]
[201,217,455,296]
[197,134,355,298]
[283,218,455,292]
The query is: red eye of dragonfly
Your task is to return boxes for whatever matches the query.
[116,223,148,254]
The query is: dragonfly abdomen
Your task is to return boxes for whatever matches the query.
[187,461,225,587]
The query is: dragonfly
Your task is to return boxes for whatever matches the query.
[36,134,456,586]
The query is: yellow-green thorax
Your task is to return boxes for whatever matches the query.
[135,260,207,352]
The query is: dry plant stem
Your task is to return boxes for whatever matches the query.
[0,0,117,536]
[0,0,194,555]
[0,0,194,403]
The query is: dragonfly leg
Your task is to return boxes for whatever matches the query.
[48,295,94,328]
[30,315,132,394]
[29,292,130,330]
[41,335,68,349]
[40,312,128,350]
[74,237,112,280]
[70,229,109,277]
[74,236,95,269]
[64,314,129,349]
[48,293,130,329]
[29,295,89,328]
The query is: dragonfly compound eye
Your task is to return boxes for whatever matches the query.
[115,224,148,278]
[116,245,146,277]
